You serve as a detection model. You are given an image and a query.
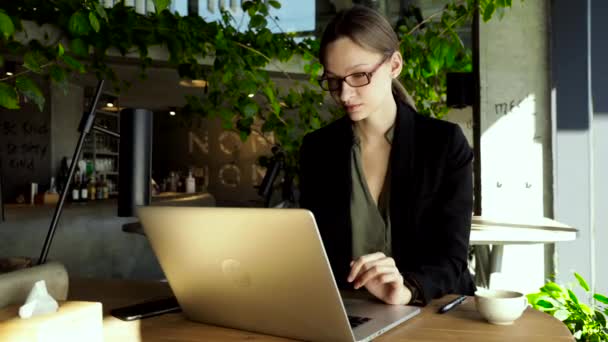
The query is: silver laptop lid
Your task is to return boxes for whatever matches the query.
[138,207,356,342]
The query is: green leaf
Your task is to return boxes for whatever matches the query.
[15,76,45,111]
[0,82,19,109]
[594,294,608,305]
[543,282,565,294]
[311,116,320,129]
[241,102,259,118]
[249,15,267,29]
[57,43,65,57]
[575,273,590,292]
[483,3,495,21]
[89,12,100,32]
[23,51,45,73]
[49,65,66,84]
[580,303,594,316]
[535,299,555,309]
[94,3,108,22]
[61,54,85,73]
[153,0,171,13]
[222,70,233,84]
[553,309,570,321]
[268,0,281,9]
[70,38,89,57]
[239,130,250,142]
[0,10,15,39]
[568,289,579,304]
[68,12,91,36]
[595,310,607,328]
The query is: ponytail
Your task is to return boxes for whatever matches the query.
[391,79,417,110]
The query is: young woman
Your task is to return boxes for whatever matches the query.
[299,5,476,306]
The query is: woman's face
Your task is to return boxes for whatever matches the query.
[322,37,401,122]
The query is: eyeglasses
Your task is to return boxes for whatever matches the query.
[318,53,392,92]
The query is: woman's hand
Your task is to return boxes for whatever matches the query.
[348,252,412,305]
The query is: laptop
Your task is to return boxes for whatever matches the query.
[137,206,420,342]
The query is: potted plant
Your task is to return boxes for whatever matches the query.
[528,273,608,341]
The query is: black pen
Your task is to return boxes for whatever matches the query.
[437,295,467,314]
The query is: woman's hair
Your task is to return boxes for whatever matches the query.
[319,5,416,109]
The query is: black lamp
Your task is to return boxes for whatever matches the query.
[257,146,284,208]
[37,80,153,265]
[0,162,4,222]
[446,72,474,108]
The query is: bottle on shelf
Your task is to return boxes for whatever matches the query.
[80,173,88,202]
[71,171,80,203]
[186,171,196,194]
[88,176,96,201]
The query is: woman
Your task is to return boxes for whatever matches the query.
[298,5,476,306]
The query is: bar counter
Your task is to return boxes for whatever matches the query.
[0,192,215,280]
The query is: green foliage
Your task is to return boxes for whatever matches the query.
[528,273,608,341]
[15,76,45,111]
[0,9,15,39]
[0,82,19,109]
[0,0,517,177]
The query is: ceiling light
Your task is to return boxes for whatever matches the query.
[179,79,208,88]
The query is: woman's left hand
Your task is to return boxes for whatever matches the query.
[348,252,412,305]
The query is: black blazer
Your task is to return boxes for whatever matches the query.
[299,100,476,305]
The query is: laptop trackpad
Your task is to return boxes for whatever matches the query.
[343,298,420,341]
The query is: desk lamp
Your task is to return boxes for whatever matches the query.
[37,79,153,265]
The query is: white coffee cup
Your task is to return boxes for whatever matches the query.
[475,289,528,325]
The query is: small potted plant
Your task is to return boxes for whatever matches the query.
[527,273,608,341]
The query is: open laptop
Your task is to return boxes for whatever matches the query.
[137,206,420,342]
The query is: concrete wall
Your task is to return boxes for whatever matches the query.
[0,80,52,203]
[50,82,84,176]
[479,0,551,294]
[152,113,275,207]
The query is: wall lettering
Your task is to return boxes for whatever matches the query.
[219,164,240,188]
[494,99,523,116]
[189,130,209,154]
[218,131,242,155]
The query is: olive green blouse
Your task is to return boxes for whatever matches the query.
[350,126,394,259]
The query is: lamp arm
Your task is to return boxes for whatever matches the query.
[37,79,106,265]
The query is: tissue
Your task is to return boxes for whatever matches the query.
[18,280,59,319]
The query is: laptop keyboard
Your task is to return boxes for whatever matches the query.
[348,315,371,328]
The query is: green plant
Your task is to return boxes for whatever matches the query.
[0,0,518,180]
[528,273,608,341]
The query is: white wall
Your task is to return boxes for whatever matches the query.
[479,0,552,294]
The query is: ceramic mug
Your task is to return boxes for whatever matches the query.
[475,289,528,325]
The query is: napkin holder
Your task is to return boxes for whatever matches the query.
[0,261,69,309]
[0,301,103,342]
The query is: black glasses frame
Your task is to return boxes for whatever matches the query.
[318,53,393,91]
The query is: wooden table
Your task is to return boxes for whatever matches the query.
[68,278,573,342]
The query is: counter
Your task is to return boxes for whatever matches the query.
[0,193,215,280]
